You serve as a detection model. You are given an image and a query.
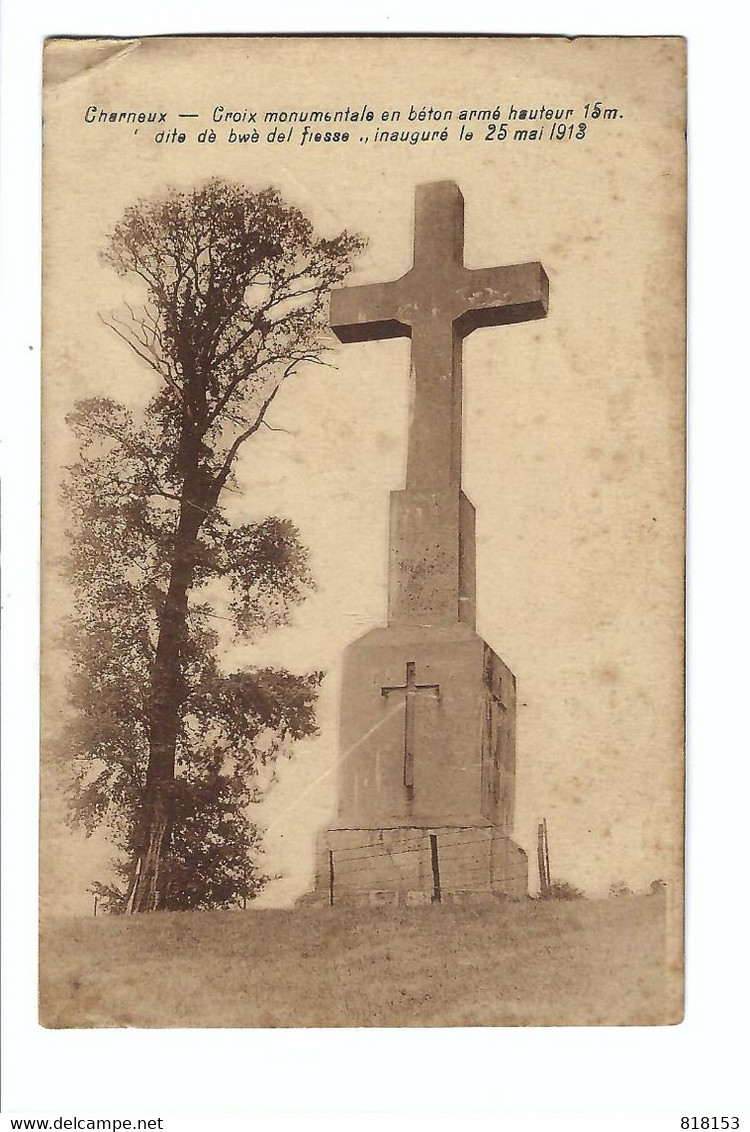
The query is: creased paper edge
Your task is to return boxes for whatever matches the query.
[44,38,141,92]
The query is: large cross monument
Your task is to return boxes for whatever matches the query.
[312,181,548,905]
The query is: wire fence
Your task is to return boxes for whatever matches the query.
[326,830,523,904]
[330,830,494,865]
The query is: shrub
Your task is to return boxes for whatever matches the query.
[539,879,585,901]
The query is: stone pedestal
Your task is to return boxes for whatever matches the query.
[312,827,528,906]
[308,621,528,904]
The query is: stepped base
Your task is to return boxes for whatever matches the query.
[301,825,528,906]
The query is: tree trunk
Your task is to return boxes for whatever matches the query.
[129,796,172,912]
[130,468,205,913]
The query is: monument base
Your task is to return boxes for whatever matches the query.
[302,825,528,906]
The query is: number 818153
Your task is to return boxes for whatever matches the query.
[681,1119,739,1129]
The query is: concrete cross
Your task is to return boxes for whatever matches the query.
[381,661,440,792]
[330,180,549,491]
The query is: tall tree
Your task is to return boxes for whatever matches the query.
[63,179,364,912]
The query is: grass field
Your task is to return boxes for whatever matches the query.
[40,893,679,1028]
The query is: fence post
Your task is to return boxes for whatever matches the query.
[429,833,441,904]
[543,818,551,893]
[537,822,550,896]
[328,848,335,906]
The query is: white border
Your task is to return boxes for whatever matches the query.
[2,0,748,1118]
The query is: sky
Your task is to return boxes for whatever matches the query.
[41,36,685,912]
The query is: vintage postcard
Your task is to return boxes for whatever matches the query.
[40,35,686,1027]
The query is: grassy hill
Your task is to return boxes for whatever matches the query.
[40,893,679,1028]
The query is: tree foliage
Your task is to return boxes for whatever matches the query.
[63,179,363,911]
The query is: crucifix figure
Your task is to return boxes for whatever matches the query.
[381,661,440,792]
[330,180,549,492]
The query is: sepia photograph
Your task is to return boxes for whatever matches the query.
[38,34,686,1029]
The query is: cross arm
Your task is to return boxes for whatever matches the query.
[455,262,549,339]
[329,279,411,344]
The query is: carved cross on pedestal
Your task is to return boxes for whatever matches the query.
[330,180,549,492]
[381,661,440,793]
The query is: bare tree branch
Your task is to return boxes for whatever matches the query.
[99,312,186,406]
[209,368,294,500]
[261,420,293,435]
